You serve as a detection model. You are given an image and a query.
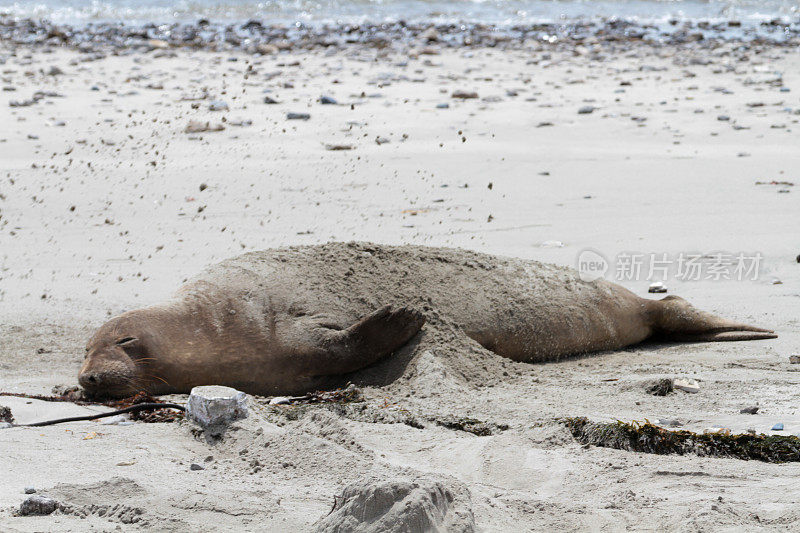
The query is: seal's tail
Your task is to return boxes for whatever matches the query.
[650,295,777,342]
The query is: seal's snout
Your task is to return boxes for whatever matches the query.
[78,371,99,388]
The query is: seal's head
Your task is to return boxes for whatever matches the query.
[79,318,151,398]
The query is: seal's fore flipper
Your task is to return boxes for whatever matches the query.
[290,305,426,376]
[650,295,777,343]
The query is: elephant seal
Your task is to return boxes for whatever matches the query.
[79,243,776,397]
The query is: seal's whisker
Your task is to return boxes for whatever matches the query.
[142,373,170,386]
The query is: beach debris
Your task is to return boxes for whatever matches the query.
[578,105,596,114]
[704,427,732,435]
[432,415,508,436]
[19,495,59,516]
[789,355,800,364]
[375,136,390,145]
[184,120,224,133]
[319,95,337,104]
[648,281,667,293]
[740,406,759,414]
[673,378,700,394]
[256,43,278,55]
[0,405,13,423]
[645,378,673,396]
[539,240,564,248]
[772,423,784,431]
[325,144,353,151]
[268,384,363,407]
[287,112,311,120]
[269,396,292,405]
[755,180,794,187]
[451,90,478,99]
[208,100,229,111]
[565,417,800,463]
[186,386,248,435]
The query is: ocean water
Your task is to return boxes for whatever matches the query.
[0,0,797,26]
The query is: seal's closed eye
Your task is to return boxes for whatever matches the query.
[115,337,138,346]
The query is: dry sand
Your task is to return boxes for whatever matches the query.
[0,42,799,531]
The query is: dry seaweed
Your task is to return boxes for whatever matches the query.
[565,417,800,463]
[0,389,182,423]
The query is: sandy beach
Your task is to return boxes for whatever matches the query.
[1,31,799,531]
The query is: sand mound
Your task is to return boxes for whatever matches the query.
[314,477,475,533]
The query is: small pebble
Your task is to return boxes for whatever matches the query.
[648,282,667,293]
[190,463,205,470]
[772,423,784,431]
[578,105,595,114]
[287,112,311,120]
[740,406,759,414]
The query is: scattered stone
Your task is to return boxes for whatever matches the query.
[419,27,440,42]
[375,136,390,145]
[645,378,673,396]
[186,385,248,436]
[287,112,311,120]
[319,95,337,105]
[648,281,667,293]
[184,121,224,133]
[208,100,229,111]
[46,66,64,76]
[673,378,700,394]
[325,144,354,151]
[789,355,800,364]
[451,90,478,99]
[19,495,58,516]
[435,103,449,109]
[578,105,596,114]
[0,405,13,423]
[190,463,205,471]
[256,43,278,55]
[772,423,784,431]
[263,96,279,104]
[24,487,36,494]
[740,406,759,414]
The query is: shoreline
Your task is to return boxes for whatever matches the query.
[2,15,800,55]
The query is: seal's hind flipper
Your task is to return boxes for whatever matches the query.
[290,305,426,376]
[650,295,777,343]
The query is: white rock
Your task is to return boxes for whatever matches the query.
[269,396,292,405]
[648,281,667,293]
[186,386,248,433]
[673,378,700,394]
